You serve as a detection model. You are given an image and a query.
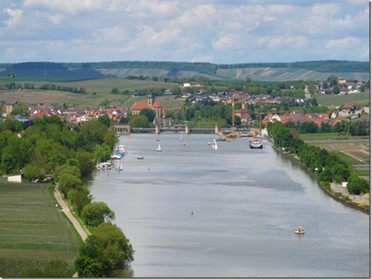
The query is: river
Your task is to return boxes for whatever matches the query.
[89,134,369,277]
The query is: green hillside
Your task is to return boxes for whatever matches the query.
[0,60,369,82]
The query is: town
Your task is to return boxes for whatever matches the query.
[1,76,369,137]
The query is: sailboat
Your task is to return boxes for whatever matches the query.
[212,139,218,150]
[157,143,162,152]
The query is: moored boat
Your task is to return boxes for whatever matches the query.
[249,138,263,149]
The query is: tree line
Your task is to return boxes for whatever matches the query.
[0,115,134,277]
[0,82,87,94]
[267,122,369,197]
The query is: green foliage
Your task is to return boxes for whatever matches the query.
[10,102,29,117]
[75,255,104,278]
[347,174,370,195]
[140,108,156,122]
[81,202,115,227]
[67,188,92,215]
[76,150,95,177]
[22,260,74,278]
[129,115,150,128]
[75,222,134,277]
[267,122,367,192]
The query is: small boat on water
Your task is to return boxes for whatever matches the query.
[110,144,126,159]
[136,154,144,160]
[157,143,162,152]
[294,226,305,234]
[96,161,112,170]
[249,138,263,149]
[212,139,218,150]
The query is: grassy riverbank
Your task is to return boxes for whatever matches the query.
[0,180,79,277]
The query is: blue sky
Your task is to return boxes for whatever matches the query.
[0,0,369,64]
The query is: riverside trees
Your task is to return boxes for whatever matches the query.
[0,115,134,276]
[267,122,369,196]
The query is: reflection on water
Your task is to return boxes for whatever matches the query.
[90,134,369,277]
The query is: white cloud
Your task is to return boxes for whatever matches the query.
[23,0,105,14]
[0,0,369,63]
[3,8,23,27]
[256,35,308,48]
[212,34,238,50]
[325,37,360,49]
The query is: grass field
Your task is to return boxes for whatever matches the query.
[315,91,369,107]
[0,78,185,109]
[300,133,370,180]
[0,181,79,277]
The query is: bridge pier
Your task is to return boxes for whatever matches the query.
[215,125,219,134]
[155,124,160,134]
[185,125,190,134]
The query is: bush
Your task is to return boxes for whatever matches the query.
[81,202,115,227]
[347,174,370,195]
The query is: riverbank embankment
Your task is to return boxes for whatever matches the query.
[271,144,369,214]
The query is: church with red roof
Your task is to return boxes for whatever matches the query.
[131,94,162,119]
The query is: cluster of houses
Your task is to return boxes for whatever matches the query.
[1,79,368,129]
[318,78,366,95]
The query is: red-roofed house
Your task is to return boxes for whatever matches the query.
[131,94,162,119]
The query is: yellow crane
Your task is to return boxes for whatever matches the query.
[228,94,241,138]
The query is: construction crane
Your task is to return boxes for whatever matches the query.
[228,94,242,138]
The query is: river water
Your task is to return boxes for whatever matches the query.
[89,134,370,277]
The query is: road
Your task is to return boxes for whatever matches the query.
[54,188,88,241]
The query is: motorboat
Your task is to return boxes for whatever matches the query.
[110,144,126,159]
[136,154,144,160]
[249,138,263,149]
[294,226,305,234]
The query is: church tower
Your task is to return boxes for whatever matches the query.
[147,94,154,107]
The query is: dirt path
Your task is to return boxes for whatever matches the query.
[54,188,88,241]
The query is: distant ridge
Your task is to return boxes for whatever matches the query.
[0,60,369,81]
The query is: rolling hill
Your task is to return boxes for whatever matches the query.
[0,60,369,82]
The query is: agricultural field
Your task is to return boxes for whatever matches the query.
[300,133,370,181]
[315,91,369,107]
[0,78,184,109]
[0,181,79,277]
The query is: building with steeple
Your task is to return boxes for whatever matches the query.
[131,94,162,119]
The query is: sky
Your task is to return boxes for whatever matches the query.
[0,0,369,64]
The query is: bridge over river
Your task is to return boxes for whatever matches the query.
[115,124,254,136]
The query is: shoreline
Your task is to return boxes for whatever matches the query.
[271,144,370,214]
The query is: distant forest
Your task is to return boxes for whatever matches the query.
[0,60,369,81]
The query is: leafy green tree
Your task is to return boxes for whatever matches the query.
[347,174,370,195]
[81,202,115,227]
[23,163,41,181]
[67,188,92,215]
[332,85,340,94]
[58,172,82,196]
[140,108,156,122]
[10,102,29,117]
[0,119,24,132]
[129,115,150,128]
[75,255,104,278]
[76,150,95,177]
[89,222,134,270]
[98,114,111,127]
[75,222,134,276]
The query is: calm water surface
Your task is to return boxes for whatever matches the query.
[89,134,370,277]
